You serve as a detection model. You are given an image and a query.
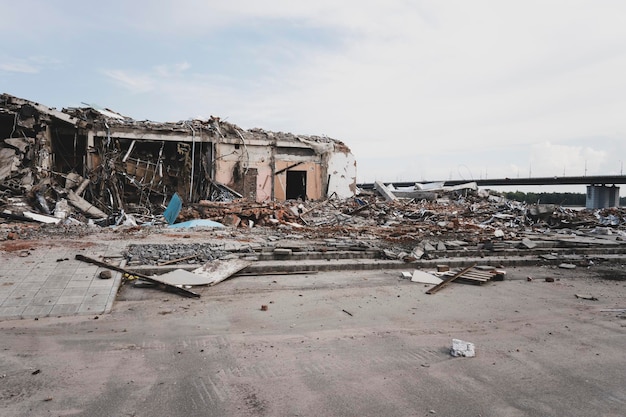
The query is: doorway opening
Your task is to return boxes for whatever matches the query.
[286,170,307,200]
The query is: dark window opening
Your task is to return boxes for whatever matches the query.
[51,128,86,175]
[286,170,307,200]
[276,147,316,157]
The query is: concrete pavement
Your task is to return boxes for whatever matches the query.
[2,234,626,321]
[0,243,124,320]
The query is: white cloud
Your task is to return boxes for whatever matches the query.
[101,69,155,93]
[530,142,611,177]
[154,62,191,77]
[0,60,39,74]
[7,1,626,191]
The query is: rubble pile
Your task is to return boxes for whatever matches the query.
[2,94,626,256]
[1,93,356,227]
[124,243,230,266]
[179,200,303,228]
[3,180,626,251]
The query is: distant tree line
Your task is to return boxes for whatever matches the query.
[500,191,626,206]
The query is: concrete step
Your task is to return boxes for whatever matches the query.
[131,253,626,276]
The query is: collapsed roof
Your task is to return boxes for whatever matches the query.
[0,93,357,223]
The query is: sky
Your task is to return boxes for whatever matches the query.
[2,1,626,195]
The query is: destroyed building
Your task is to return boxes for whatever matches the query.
[0,93,357,221]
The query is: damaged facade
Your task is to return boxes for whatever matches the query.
[0,93,356,221]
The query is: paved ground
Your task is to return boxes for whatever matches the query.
[1,248,625,417]
[0,240,125,319]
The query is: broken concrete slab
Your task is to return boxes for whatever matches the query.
[451,339,475,357]
[273,248,293,256]
[423,242,436,252]
[4,137,29,153]
[0,147,19,180]
[374,181,397,202]
[559,263,577,269]
[575,294,598,301]
[222,213,242,228]
[521,238,537,249]
[410,247,425,260]
[191,259,252,286]
[67,190,107,219]
[22,211,61,224]
[411,270,443,285]
[156,269,214,286]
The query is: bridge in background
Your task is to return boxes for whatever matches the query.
[357,175,626,209]
[357,175,626,189]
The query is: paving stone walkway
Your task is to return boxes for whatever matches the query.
[0,243,125,320]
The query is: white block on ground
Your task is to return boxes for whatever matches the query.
[451,339,475,357]
[411,270,443,285]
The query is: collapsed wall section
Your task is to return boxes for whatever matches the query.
[1,93,357,223]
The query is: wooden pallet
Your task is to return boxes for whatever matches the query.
[440,267,500,285]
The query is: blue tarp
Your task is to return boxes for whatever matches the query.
[163,193,182,225]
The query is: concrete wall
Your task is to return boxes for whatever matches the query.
[273,160,322,201]
[214,142,273,201]
[215,139,346,202]
[326,150,357,199]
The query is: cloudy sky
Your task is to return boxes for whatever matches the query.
[2,1,625,194]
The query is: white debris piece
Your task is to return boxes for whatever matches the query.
[411,270,443,285]
[450,339,475,357]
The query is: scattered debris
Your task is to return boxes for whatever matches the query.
[75,254,200,298]
[374,181,397,202]
[260,305,268,311]
[426,264,477,295]
[168,219,225,228]
[559,263,577,270]
[186,259,252,287]
[575,294,599,301]
[342,309,353,316]
[154,269,209,286]
[450,339,475,357]
[99,270,112,280]
[125,243,228,266]
[0,93,357,228]
[411,270,443,285]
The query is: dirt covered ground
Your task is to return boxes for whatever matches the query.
[1,259,625,417]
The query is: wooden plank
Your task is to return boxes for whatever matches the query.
[442,269,493,281]
[458,273,491,280]
[426,264,476,295]
[75,254,200,298]
[457,276,489,282]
